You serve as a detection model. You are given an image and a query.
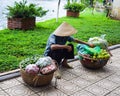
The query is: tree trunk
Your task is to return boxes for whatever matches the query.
[111,0,120,20]
[90,0,94,7]
[56,0,61,22]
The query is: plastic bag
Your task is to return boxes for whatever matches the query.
[25,64,39,74]
[35,56,52,67]
[85,46,101,55]
[77,44,101,56]
[76,44,89,54]
[88,34,108,49]
[40,61,57,75]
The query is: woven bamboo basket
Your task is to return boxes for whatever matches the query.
[78,53,109,69]
[20,64,54,87]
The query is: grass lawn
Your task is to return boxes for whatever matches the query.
[0,9,120,72]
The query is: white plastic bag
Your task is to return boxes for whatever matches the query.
[88,34,108,49]
[35,56,52,67]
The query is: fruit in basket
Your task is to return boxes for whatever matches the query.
[77,44,110,60]
[25,64,39,74]
[92,49,110,59]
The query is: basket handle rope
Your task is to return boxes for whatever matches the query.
[33,73,42,87]
[52,60,61,89]
[33,66,44,87]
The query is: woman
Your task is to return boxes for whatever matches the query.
[44,22,94,78]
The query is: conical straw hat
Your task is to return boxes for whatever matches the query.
[53,22,77,36]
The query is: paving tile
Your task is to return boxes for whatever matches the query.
[0,78,21,90]
[79,72,102,83]
[37,87,67,96]
[68,64,101,77]
[28,83,52,93]
[16,76,25,84]
[71,90,96,96]
[67,66,86,76]
[29,94,39,96]
[110,54,120,60]
[106,74,120,84]
[51,77,67,86]
[61,70,77,81]
[0,90,9,96]
[57,81,81,95]
[111,87,120,95]
[77,65,94,73]
[111,61,120,68]
[5,84,35,96]
[115,72,120,76]
[69,77,92,88]
[95,79,119,91]
[108,56,117,62]
[68,60,81,68]
[23,77,66,92]
[93,67,114,78]
[110,48,120,53]
[110,64,120,71]
[112,57,119,61]
[85,84,110,96]
[106,65,120,72]
[106,92,120,96]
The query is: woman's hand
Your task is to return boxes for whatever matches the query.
[88,43,94,48]
[66,46,72,52]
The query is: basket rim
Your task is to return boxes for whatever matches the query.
[19,60,57,76]
[20,68,54,76]
[78,53,110,61]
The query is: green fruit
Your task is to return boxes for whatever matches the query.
[104,54,110,59]
[93,56,96,59]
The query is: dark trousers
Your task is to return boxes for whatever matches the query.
[48,44,74,64]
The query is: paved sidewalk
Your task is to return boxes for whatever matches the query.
[0,48,120,96]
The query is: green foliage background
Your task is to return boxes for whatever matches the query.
[6,0,48,18]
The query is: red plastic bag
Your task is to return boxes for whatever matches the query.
[40,61,57,75]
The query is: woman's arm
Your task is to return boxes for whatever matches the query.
[73,38,94,47]
[51,44,72,52]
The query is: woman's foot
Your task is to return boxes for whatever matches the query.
[61,59,73,69]
[62,63,73,69]
[54,68,61,79]
[52,60,61,79]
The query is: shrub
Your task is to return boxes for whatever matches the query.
[64,0,85,12]
[6,0,48,18]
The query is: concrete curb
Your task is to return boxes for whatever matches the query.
[108,44,120,50]
[0,69,20,82]
[0,44,120,82]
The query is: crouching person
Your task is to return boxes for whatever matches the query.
[44,22,94,79]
